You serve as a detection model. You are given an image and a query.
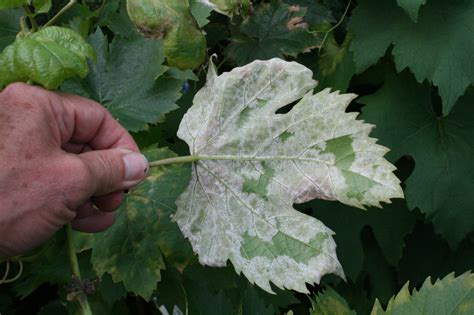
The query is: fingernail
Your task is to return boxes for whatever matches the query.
[122,153,149,181]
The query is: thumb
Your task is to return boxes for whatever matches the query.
[76,149,149,196]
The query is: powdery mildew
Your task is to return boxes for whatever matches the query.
[174,58,403,293]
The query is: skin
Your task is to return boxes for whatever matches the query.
[0,83,148,258]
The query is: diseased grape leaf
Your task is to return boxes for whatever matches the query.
[127,0,206,69]
[349,0,474,114]
[371,272,474,315]
[396,0,427,22]
[287,0,336,26]
[314,32,356,93]
[0,26,94,89]
[310,287,356,315]
[224,0,325,65]
[174,58,403,293]
[360,71,474,247]
[199,0,251,16]
[0,9,22,51]
[91,147,192,300]
[81,29,183,132]
[310,199,416,281]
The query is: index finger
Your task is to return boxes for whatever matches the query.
[57,92,139,152]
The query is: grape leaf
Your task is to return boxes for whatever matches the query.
[199,0,251,16]
[371,272,474,314]
[91,147,192,300]
[0,0,25,9]
[173,58,403,293]
[360,71,474,247]
[286,0,336,26]
[349,0,474,114]
[32,0,52,14]
[310,287,356,315]
[314,33,356,93]
[224,0,325,65]
[81,29,183,132]
[0,9,22,51]
[0,26,94,89]
[127,0,206,69]
[189,0,213,28]
[310,199,416,281]
[396,0,427,22]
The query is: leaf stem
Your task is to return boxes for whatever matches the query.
[23,5,38,32]
[149,155,201,167]
[66,224,93,315]
[44,0,78,28]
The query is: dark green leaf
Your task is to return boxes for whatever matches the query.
[224,0,324,65]
[91,147,192,300]
[349,0,474,113]
[360,71,474,247]
[84,29,183,132]
[0,8,22,51]
[310,199,416,281]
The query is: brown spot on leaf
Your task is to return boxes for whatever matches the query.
[288,5,301,12]
[287,16,308,30]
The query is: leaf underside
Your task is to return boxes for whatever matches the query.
[174,58,403,293]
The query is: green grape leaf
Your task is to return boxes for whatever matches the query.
[173,58,403,293]
[0,9,22,51]
[310,199,416,281]
[126,0,206,69]
[200,0,251,16]
[189,0,213,28]
[360,71,474,247]
[0,0,25,9]
[310,287,356,315]
[315,33,356,93]
[224,0,325,65]
[91,147,192,300]
[371,272,474,315]
[396,0,427,22]
[81,29,183,132]
[349,0,474,114]
[0,26,94,89]
[32,0,52,14]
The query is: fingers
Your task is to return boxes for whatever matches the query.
[72,202,116,232]
[58,93,139,151]
[2,82,139,152]
[93,191,125,212]
[61,148,148,206]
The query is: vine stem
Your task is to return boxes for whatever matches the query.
[317,0,352,56]
[22,5,37,32]
[44,0,78,27]
[66,224,93,315]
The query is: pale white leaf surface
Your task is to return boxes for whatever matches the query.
[174,58,403,293]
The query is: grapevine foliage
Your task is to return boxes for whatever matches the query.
[0,0,474,314]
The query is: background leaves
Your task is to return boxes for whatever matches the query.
[1,0,474,314]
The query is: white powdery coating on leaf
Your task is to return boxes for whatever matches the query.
[174,58,403,293]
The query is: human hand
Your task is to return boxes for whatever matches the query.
[0,83,149,258]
